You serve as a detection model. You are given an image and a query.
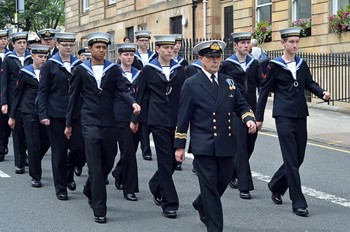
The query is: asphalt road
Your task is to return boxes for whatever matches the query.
[0,132,349,232]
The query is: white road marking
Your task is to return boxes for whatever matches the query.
[0,170,10,178]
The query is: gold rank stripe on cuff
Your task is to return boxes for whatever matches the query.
[241,110,255,122]
[175,132,187,139]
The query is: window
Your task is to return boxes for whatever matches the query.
[170,16,182,34]
[255,0,272,22]
[82,0,89,13]
[126,27,134,43]
[332,0,350,14]
[224,6,233,47]
[108,0,116,4]
[292,0,311,20]
[107,31,116,62]
[138,24,147,31]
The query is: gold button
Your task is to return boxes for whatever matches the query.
[228,119,231,123]
[214,133,218,137]
[213,126,217,130]
[228,126,231,129]
[213,112,216,116]
[228,133,231,136]
[228,113,231,116]
[213,119,216,123]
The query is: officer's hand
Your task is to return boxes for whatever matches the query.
[256,121,263,131]
[175,148,185,162]
[64,126,72,139]
[40,119,50,126]
[1,104,8,114]
[130,122,138,133]
[323,91,331,101]
[132,103,141,115]
[8,118,15,129]
[246,120,256,134]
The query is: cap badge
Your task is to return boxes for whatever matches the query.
[44,30,51,37]
[210,42,220,51]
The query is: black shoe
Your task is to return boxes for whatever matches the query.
[0,154,4,162]
[192,167,197,175]
[74,167,82,176]
[229,178,238,189]
[94,216,107,223]
[56,193,68,201]
[271,192,283,205]
[31,179,42,188]
[15,166,25,174]
[114,179,123,190]
[293,207,309,217]
[67,181,76,191]
[192,201,206,224]
[124,193,138,201]
[163,210,177,218]
[153,196,162,206]
[239,191,251,199]
[143,154,152,161]
[175,163,182,171]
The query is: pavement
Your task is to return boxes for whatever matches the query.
[261,98,350,149]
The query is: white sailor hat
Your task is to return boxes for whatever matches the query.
[135,30,151,39]
[10,31,28,42]
[280,27,301,39]
[231,32,252,42]
[0,29,8,38]
[173,34,183,42]
[37,28,58,39]
[193,40,226,56]
[78,47,89,55]
[86,32,111,46]
[55,32,76,42]
[30,45,50,54]
[154,35,177,46]
[117,43,137,53]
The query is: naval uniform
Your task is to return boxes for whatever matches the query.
[220,54,262,192]
[0,49,12,157]
[255,56,326,210]
[66,60,135,218]
[174,70,255,231]
[38,53,82,196]
[173,54,188,68]
[1,50,32,168]
[131,58,186,212]
[112,66,141,195]
[10,65,50,180]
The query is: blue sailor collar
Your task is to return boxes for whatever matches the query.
[225,53,255,70]
[3,48,12,57]
[20,64,36,79]
[175,55,185,64]
[190,59,202,69]
[120,65,140,83]
[146,58,181,74]
[8,50,31,60]
[134,49,156,61]
[80,59,116,77]
[270,56,303,71]
[49,53,81,68]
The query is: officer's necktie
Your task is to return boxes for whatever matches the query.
[210,74,218,95]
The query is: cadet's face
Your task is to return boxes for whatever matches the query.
[282,36,299,55]
[234,40,250,55]
[199,55,222,74]
[0,37,8,49]
[137,38,149,50]
[13,39,27,53]
[57,41,75,55]
[119,52,135,66]
[79,53,87,62]
[156,45,174,62]
[31,53,48,69]
[174,41,181,53]
[89,42,108,61]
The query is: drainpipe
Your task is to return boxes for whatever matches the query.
[203,0,207,38]
[192,0,198,42]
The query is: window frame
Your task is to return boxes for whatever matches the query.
[292,0,311,21]
[332,0,350,14]
[108,0,117,5]
[255,0,272,24]
[82,0,89,13]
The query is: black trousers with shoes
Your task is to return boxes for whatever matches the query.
[13,111,27,168]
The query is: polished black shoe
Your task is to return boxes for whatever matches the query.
[31,179,42,188]
[153,196,162,206]
[293,207,309,217]
[143,154,152,161]
[94,216,107,223]
[192,201,206,224]
[124,193,138,201]
[56,193,68,201]
[229,178,238,189]
[67,181,76,191]
[175,163,182,171]
[74,167,82,176]
[239,191,251,199]
[0,154,4,162]
[114,179,123,190]
[271,192,283,205]
[163,210,177,218]
[15,166,25,174]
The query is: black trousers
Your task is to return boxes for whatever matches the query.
[232,115,257,191]
[82,125,117,217]
[0,111,11,155]
[148,126,178,211]
[48,118,77,195]
[112,122,139,194]
[12,111,27,168]
[193,155,234,232]
[268,116,308,209]
[140,122,152,157]
[68,124,86,172]
[22,113,50,180]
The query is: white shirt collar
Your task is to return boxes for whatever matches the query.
[202,68,218,84]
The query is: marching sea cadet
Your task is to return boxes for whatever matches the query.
[174,40,256,232]
[37,28,59,58]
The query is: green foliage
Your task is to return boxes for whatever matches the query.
[328,4,350,35]
[0,0,64,31]
[252,20,272,44]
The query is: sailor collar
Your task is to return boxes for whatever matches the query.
[20,64,36,78]
[80,59,116,77]
[146,58,181,74]
[225,54,255,70]
[270,56,303,71]
[49,53,81,68]
[120,65,140,82]
[8,50,31,60]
